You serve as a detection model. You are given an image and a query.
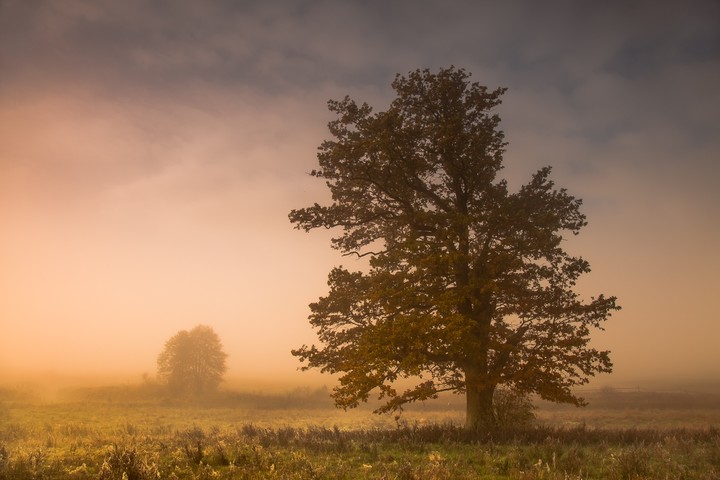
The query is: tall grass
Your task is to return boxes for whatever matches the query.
[1,420,719,479]
[1,385,719,479]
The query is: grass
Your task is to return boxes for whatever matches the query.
[1,384,719,479]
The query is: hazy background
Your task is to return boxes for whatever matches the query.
[1,0,718,390]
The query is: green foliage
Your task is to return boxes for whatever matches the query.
[290,66,620,429]
[157,325,228,397]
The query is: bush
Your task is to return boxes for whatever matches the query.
[493,387,537,428]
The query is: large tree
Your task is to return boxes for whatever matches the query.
[157,325,228,396]
[290,67,619,429]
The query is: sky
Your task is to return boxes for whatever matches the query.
[1,0,719,389]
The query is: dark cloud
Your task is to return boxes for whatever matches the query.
[1,0,716,199]
[3,0,716,101]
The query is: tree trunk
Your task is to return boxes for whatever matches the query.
[465,368,496,430]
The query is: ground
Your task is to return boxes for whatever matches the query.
[1,384,719,479]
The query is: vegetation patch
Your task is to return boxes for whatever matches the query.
[1,387,719,479]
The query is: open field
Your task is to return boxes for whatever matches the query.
[1,384,719,479]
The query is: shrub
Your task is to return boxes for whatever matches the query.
[494,387,537,428]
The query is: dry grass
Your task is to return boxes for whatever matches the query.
[1,384,719,479]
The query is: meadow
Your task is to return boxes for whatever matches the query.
[1,382,719,479]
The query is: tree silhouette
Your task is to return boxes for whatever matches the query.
[157,325,228,396]
[290,67,619,429]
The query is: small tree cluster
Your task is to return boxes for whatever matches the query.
[157,325,228,396]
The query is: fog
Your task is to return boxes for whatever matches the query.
[2,1,719,395]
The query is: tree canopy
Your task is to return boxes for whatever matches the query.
[290,67,619,429]
[157,325,228,396]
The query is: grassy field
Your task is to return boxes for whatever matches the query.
[1,384,719,479]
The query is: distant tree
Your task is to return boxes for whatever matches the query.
[289,67,620,430]
[157,325,228,395]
